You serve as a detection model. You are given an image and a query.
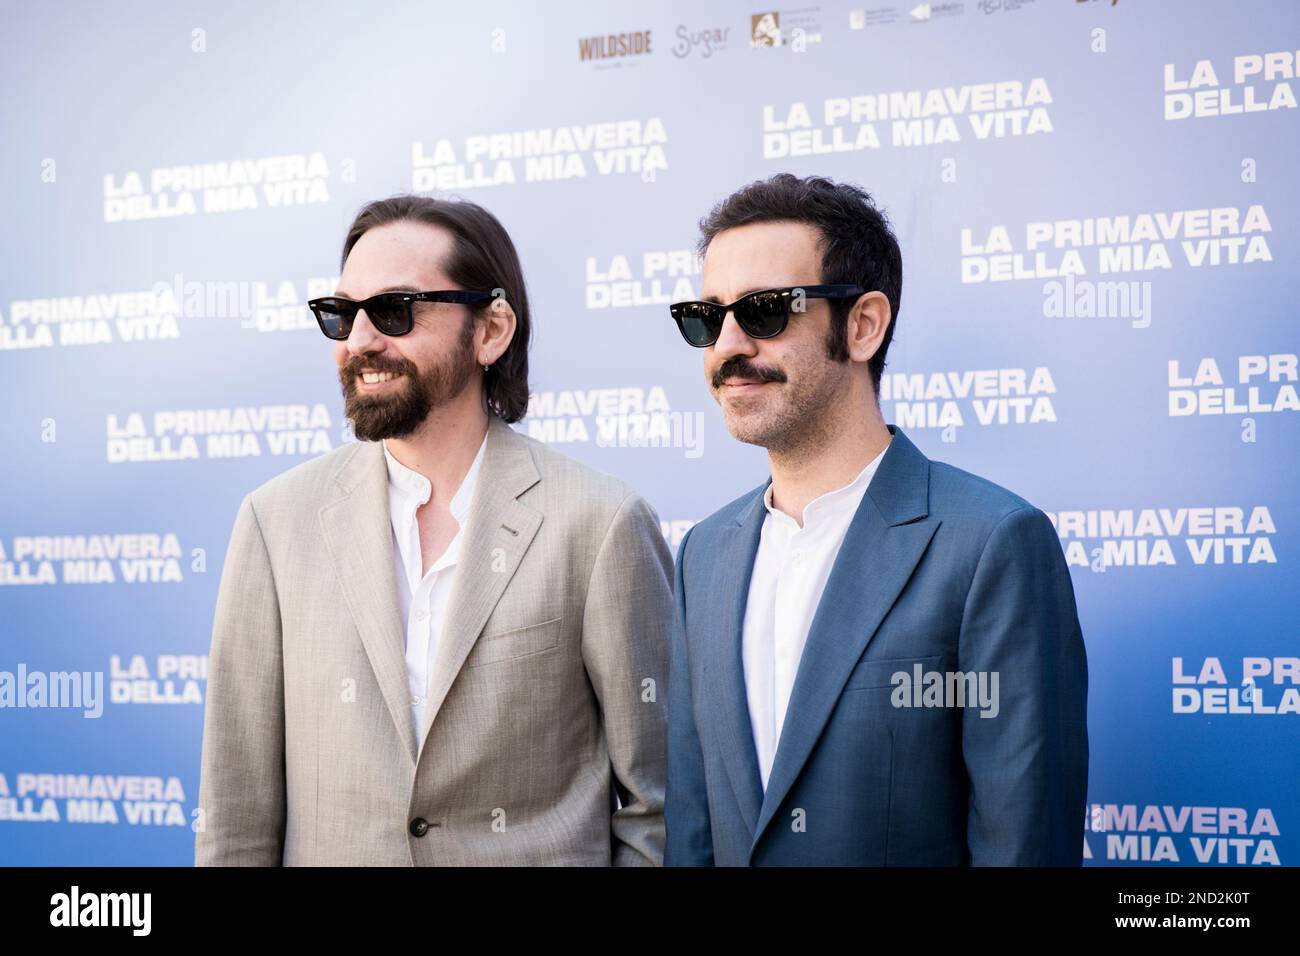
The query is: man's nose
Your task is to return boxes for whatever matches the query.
[711,311,758,363]
[345,308,385,357]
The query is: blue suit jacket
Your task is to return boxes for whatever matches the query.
[665,424,1088,866]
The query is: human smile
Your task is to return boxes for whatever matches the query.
[356,369,404,391]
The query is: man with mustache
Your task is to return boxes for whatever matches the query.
[664,173,1088,865]
[197,195,672,865]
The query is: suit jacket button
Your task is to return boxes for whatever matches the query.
[409,817,429,838]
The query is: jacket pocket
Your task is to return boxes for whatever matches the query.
[465,617,563,667]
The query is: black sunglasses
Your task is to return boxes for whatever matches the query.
[308,290,495,340]
[669,284,865,347]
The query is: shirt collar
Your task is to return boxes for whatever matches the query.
[381,430,488,523]
[762,438,891,526]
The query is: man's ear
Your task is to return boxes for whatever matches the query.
[478,293,517,365]
[846,290,891,365]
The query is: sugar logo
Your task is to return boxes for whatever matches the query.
[50,886,151,936]
[672,24,730,59]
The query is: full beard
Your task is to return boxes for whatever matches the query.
[341,329,476,442]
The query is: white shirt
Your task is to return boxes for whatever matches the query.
[383,433,487,742]
[741,440,891,791]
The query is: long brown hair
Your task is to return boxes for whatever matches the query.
[341,195,532,423]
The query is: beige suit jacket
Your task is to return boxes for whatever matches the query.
[195,414,672,865]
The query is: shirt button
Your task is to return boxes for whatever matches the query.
[415,609,428,620]
[411,694,423,706]
[792,549,804,564]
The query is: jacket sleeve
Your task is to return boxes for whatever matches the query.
[194,492,287,866]
[958,505,1089,865]
[664,524,715,866]
[581,491,673,866]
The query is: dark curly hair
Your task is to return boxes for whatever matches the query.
[696,173,902,395]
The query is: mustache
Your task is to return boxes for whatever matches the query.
[341,355,415,378]
[712,356,786,390]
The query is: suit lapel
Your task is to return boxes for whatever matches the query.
[749,426,941,855]
[704,489,769,838]
[319,438,420,763]
[318,417,542,767]
[418,416,541,756]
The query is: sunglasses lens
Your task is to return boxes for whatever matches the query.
[365,295,410,335]
[736,292,788,337]
[313,301,353,340]
[672,302,723,346]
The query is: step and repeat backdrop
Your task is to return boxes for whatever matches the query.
[1,0,1296,866]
